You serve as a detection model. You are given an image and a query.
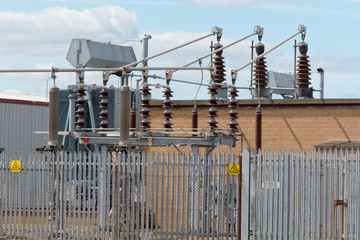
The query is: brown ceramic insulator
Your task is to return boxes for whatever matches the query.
[75,121,86,129]
[76,88,86,97]
[98,88,109,129]
[212,50,226,84]
[99,90,109,98]
[228,87,239,132]
[162,87,173,130]
[253,57,268,89]
[296,54,311,88]
[140,84,151,129]
[207,84,218,129]
[75,86,86,129]
[75,99,86,108]
[75,110,86,118]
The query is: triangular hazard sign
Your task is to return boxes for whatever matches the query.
[229,163,240,175]
[230,164,239,173]
[11,161,21,172]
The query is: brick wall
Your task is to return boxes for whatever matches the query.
[148,99,360,153]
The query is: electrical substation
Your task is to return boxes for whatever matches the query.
[2,25,355,240]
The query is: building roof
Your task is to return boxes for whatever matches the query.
[0,93,47,106]
[315,140,360,149]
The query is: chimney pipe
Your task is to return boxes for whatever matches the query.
[317,68,324,99]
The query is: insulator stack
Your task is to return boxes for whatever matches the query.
[228,86,239,132]
[162,86,173,130]
[140,83,151,130]
[208,43,225,130]
[253,57,268,89]
[296,42,311,88]
[212,45,226,85]
[207,84,218,130]
[75,86,86,129]
[99,88,109,128]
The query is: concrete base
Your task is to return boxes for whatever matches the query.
[295,88,313,99]
[251,88,271,99]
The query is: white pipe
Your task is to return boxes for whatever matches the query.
[0,66,211,73]
[142,34,152,67]
[317,68,324,99]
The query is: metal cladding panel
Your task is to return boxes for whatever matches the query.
[268,71,295,95]
[0,102,48,152]
[66,39,137,68]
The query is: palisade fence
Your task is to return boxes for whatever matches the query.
[0,150,242,239]
[247,148,360,240]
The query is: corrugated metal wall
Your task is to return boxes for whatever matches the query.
[0,102,48,151]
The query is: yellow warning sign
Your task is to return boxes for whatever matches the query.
[148,137,153,147]
[229,163,240,175]
[11,160,21,173]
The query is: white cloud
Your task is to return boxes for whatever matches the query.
[187,0,262,6]
[0,6,139,56]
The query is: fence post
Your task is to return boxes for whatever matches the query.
[111,151,119,240]
[241,148,252,240]
[238,154,242,240]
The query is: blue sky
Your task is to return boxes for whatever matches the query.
[0,0,359,100]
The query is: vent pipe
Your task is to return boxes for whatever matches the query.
[317,68,324,99]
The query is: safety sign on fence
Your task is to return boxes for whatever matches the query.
[228,163,240,175]
[11,160,21,172]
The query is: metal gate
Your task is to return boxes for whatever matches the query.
[246,148,360,240]
[0,150,241,239]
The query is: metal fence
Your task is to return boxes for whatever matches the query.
[247,148,360,240]
[0,150,241,239]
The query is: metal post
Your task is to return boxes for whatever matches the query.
[238,155,243,240]
[111,151,119,240]
[142,34,152,67]
[250,40,254,87]
[55,151,65,238]
[255,106,262,151]
[98,145,108,230]
[68,87,76,132]
[294,40,297,91]
[192,105,198,136]
[85,86,97,131]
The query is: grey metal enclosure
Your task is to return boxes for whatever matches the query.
[0,99,48,152]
